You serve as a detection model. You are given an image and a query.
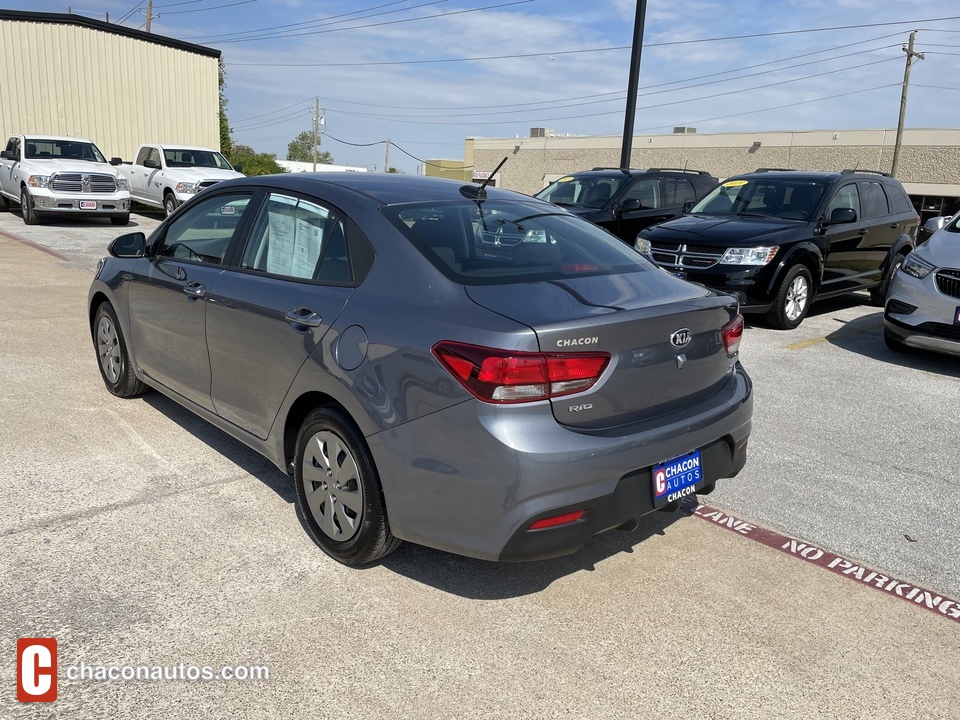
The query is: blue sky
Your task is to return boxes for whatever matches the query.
[12,0,960,172]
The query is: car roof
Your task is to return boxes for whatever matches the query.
[237,172,533,205]
[24,135,96,144]
[733,169,902,183]
[561,168,711,179]
[155,144,221,152]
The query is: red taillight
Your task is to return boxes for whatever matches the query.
[432,341,610,404]
[529,510,585,530]
[722,315,744,356]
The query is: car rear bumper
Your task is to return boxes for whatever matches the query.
[366,363,753,561]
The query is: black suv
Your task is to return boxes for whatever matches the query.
[535,167,718,244]
[634,169,920,329]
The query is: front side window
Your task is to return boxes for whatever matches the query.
[241,193,351,283]
[623,178,661,209]
[382,199,657,286]
[135,146,151,166]
[536,175,632,210]
[159,193,251,265]
[825,184,861,220]
[6,137,21,159]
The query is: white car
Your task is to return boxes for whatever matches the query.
[884,214,960,356]
[0,134,131,226]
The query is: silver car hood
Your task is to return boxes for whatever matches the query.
[920,229,960,269]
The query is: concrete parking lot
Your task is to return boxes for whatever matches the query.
[2,210,959,719]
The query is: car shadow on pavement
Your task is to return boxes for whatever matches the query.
[378,510,685,599]
[142,393,296,504]
[824,312,960,378]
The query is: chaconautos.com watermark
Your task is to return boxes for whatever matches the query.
[17,638,268,703]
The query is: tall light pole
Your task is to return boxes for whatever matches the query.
[620,0,648,170]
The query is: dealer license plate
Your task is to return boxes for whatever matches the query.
[653,449,702,507]
[79,200,97,210]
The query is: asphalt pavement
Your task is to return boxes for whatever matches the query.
[1,211,959,719]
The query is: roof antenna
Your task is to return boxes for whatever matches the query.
[460,156,508,201]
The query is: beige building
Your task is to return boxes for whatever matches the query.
[0,9,221,163]
[467,128,960,222]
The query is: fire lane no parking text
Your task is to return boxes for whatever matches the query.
[683,500,960,625]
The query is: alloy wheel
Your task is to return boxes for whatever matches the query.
[785,275,809,322]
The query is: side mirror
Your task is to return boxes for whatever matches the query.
[233,164,243,173]
[0,150,15,161]
[109,157,123,166]
[143,158,160,170]
[683,200,695,213]
[825,207,857,225]
[108,232,146,259]
[922,216,947,234]
[620,198,643,213]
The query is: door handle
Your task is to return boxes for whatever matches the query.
[889,223,899,229]
[858,228,869,236]
[183,281,206,297]
[284,307,323,327]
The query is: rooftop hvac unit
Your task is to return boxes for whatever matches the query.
[673,126,697,134]
[530,127,556,138]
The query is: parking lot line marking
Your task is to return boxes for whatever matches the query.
[782,319,885,351]
[682,500,960,625]
[0,229,68,260]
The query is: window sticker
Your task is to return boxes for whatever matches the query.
[722,180,749,187]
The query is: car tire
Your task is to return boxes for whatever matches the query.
[884,328,911,353]
[163,192,178,217]
[870,254,905,307]
[294,407,401,566]
[111,214,130,227]
[765,264,813,330]
[93,301,147,397]
[20,187,39,225]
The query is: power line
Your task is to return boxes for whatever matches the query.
[320,133,472,170]
[232,108,313,132]
[206,0,532,44]
[187,0,427,42]
[318,56,902,125]
[233,97,316,124]
[160,0,258,16]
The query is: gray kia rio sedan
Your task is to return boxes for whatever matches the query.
[88,173,753,565]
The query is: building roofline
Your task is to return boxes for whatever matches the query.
[0,9,221,59]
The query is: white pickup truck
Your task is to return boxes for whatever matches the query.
[119,144,244,216]
[0,134,131,226]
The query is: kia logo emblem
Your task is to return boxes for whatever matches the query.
[670,328,692,348]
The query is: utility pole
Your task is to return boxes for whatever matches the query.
[313,98,320,171]
[384,138,390,172]
[145,0,154,32]
[620,0,648,169]
[891,31,924,178]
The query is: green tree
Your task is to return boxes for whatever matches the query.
[287,130,334,164]
[226,144,287,177]
[386,167,403,174]
[218,58,232,155]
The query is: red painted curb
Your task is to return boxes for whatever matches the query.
[683,500,960,625]
[0,229,69,261]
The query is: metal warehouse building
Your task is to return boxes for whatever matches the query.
[0,9,221,163]
[458,127,960,223]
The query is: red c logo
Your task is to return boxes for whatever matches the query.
[17,638,57,703]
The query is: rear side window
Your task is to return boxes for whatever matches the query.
[860,181,890,219]
[662,178,697,206]
[240,193,351,283]
[382,200,656,286]
[886,183,914,214]
[623,178,661,208]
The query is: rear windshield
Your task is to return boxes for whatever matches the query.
[692,177,828,221]
[535,175,632,209]
[381,200,656,285]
